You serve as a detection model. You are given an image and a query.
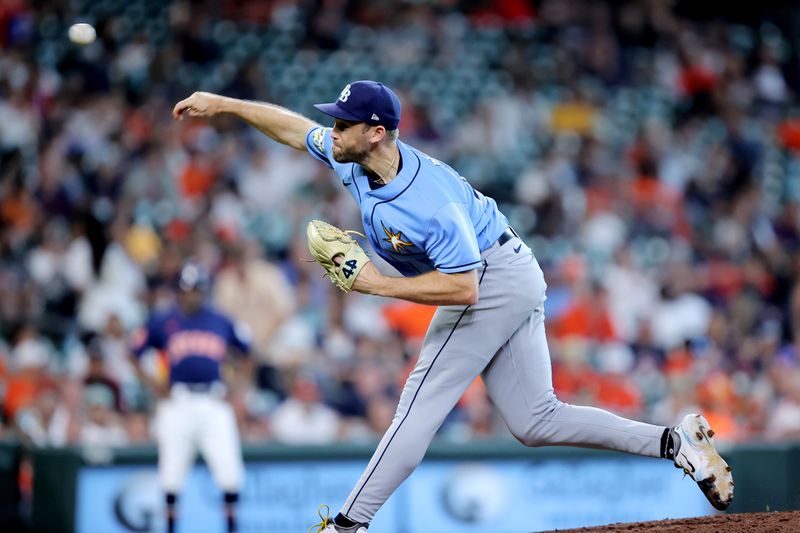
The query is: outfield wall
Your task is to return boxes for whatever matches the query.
[0,440,794,532]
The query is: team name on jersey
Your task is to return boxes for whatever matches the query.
[167,331,226,362]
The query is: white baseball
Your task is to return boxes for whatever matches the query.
[68,23,96,45]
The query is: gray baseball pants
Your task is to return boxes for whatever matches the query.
[341,235,666,523]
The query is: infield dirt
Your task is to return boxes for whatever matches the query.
[540,510,800,532]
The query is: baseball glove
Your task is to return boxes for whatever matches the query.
[306,220,370,292]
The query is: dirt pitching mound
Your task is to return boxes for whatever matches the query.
[541,511,800,532]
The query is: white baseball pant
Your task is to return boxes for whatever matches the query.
[156,384,244,493]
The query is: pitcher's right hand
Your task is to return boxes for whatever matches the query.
[173,91,224,120]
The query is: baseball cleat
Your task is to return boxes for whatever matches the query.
[309,505,368,533]
[673,414,734,511]
[316,525,368,533]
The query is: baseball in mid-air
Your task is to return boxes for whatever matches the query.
[68,23,96,45]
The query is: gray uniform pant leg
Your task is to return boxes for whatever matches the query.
[341,255,530,523]
[482,304,665,455]
[341,240,665,524]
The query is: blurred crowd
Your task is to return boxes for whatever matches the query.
[2,0,800,454]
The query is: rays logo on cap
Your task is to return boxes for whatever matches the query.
[338,84,351,102]
[314,80,402,130]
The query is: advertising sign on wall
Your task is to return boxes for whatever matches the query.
[75,456,711,533]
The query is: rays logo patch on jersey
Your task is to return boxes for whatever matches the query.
[381,221,413,254]
[313,128,327,153]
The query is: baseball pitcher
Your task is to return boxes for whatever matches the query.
[131,262,251,533]
[173,81,733,532]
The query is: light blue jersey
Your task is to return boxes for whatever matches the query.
[306,127,509,277]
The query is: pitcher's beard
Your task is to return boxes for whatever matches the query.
[332,145,368,164]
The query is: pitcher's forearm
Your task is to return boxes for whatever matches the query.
[220,97,318,150]
[359,268,479,306]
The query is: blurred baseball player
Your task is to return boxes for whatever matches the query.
[131,262,250,533]
[173,81,733,532]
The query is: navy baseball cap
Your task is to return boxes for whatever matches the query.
[177,262,211,292]
[314,80,401,130]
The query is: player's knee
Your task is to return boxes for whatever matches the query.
[508,423,540,447]
[509,394,564,447]
[504,415,535,446]
[511,422,558,447]
[165,493,178,507]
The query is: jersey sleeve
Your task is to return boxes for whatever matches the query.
[226,318,252,356]
[130,316,165,358]
[305,126,359,187]
[426,202,483,273]
[305,126,334,169]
